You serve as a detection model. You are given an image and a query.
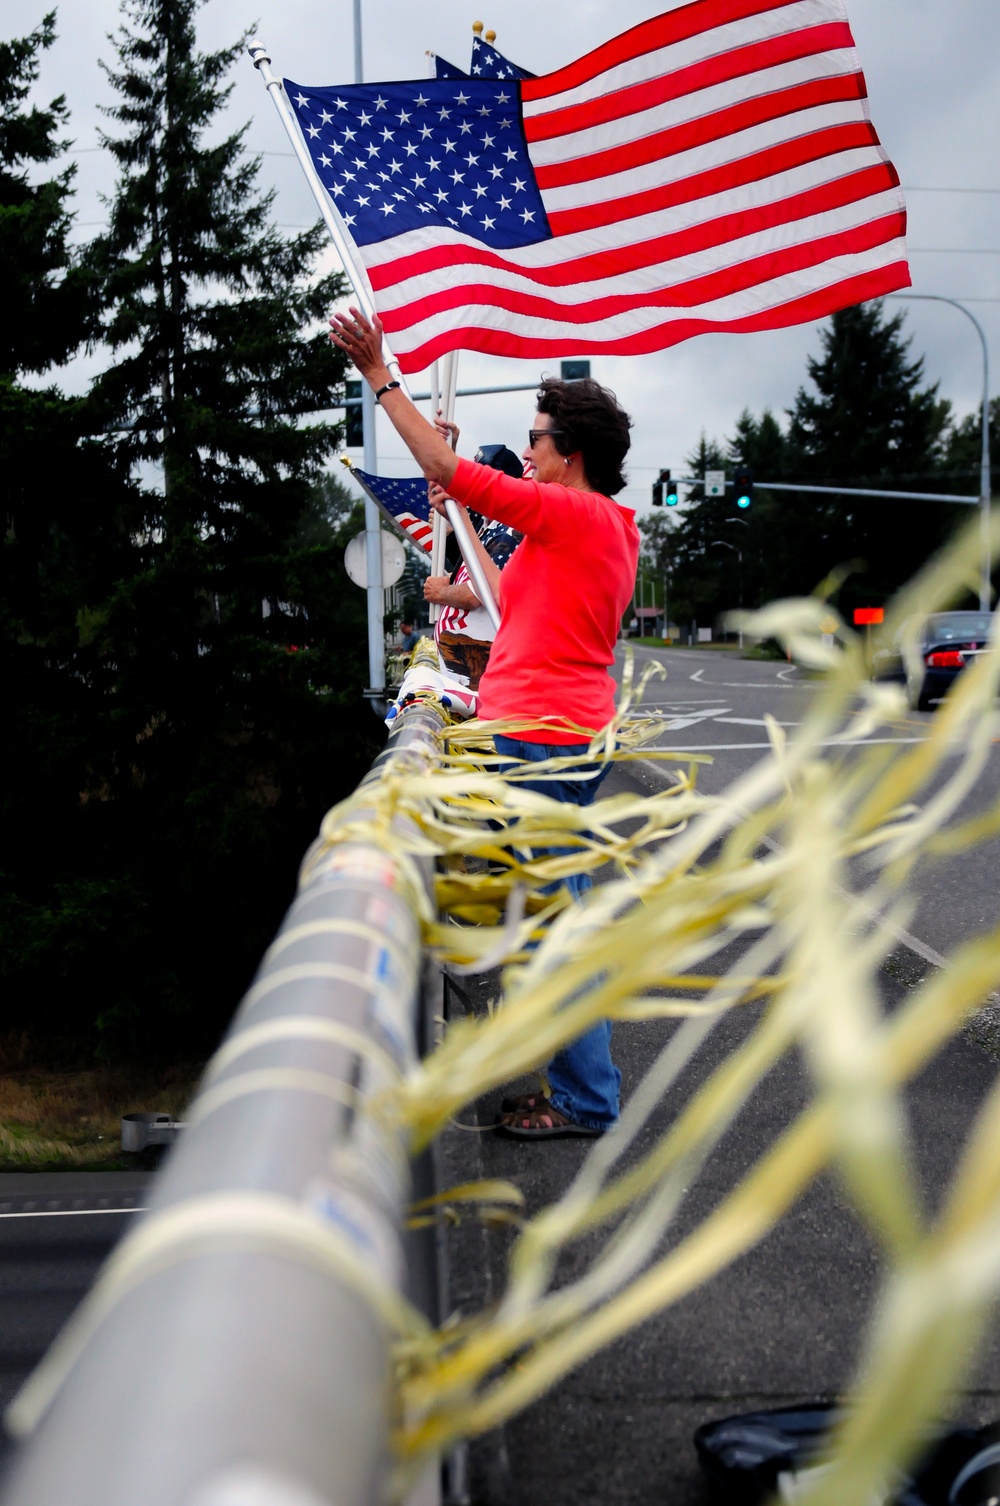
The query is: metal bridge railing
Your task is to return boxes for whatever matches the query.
[1,699,450,1506]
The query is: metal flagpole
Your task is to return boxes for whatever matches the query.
[426,50,447,624]
[247,38,500,634]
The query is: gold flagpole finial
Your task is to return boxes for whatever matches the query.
[485,29,496,43]
[472,20,484,35]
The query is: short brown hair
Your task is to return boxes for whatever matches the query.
[536,377,632,495]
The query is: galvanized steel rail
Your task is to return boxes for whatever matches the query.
[0,701,449,1506]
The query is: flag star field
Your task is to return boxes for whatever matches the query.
[286,80,550,251]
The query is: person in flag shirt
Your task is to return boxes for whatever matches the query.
[329,304,638,1141]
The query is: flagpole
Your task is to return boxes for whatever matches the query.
[248,39,500,632]
[426,49,446,624]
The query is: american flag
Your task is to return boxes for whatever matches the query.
[350,468,434,553]
[432,54,468,80]
[286,0,909,371]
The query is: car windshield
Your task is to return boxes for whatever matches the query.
[924,613,993,642]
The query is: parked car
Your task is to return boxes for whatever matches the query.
[872,610,994,711]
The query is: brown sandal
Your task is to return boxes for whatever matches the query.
[495,1104,604,1139]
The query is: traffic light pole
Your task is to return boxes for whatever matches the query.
[889,294,992,610]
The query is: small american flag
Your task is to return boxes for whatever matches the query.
[286,0,909,371]
[432,54,468,80]
[470,35,535,81]
[350,468,433,553]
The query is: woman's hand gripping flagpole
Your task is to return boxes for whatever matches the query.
[329,308,501,631]
[248,38,500,630]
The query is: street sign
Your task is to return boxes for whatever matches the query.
[560,359,591,381]
[705,470,726,497]
[853,607,885,626]
[345,531,406,589]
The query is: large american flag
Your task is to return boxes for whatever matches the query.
[286,0,909,371]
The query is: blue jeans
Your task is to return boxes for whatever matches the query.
[493,735,621,1131]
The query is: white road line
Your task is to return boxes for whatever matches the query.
[0,1206,143,1220]
[715,717,800,727]
[690,668,705,682]
[643,737,926,752]
[635,757,949,976]
[777,667,800,682]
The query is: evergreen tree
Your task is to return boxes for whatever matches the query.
[0,14,138,1055]
[941,396,999,493]
[4,0,383,1056]
[656,432,732,628]
[781,301,953,610]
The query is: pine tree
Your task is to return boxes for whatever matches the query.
[781,301,954,610]
[0,14,139,1053]
[74,0,385,1052]
[5,0,382,1055]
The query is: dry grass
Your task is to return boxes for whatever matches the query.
[0,1037,204,1170]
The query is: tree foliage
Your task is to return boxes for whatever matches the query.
[662,302,977,627]
[2,2,383,1058]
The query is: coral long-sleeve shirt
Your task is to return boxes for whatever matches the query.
[448,456,639,743]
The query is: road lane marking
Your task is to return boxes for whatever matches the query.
[642,737,927,752]
[690,668,705,682]
[0,1207,144,1219]
[715,717,800,727]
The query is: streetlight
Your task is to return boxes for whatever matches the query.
[711,538,743,648]
[889,293,992,610]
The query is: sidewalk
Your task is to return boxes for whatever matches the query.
[440,760,1000,1506]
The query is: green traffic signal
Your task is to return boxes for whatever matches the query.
[733,464,753,511]
[665,475,679,505]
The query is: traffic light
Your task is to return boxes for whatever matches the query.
[345,380,363,446]
[652,467,670,506]
[733,464,754,511]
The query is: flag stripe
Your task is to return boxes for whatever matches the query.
[521,0,809,102]
[376,238,906,347]
[378,212,903,331]
[530,49,863,170]
[522,0,849,116]
[395,262,907,367]
[525,22,854,144]
[368,163,897,296]
[547,120,883,233]
[535,71,866,189]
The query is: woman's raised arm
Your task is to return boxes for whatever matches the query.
[329,308,459,489]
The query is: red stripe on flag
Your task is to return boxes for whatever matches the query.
[546,121,883,235]
[378,213,905,332]
[535,72,869,189]
[525,23,855,144]
[395,263,911,370]
[370,164,899,295]
[522,0,801,103]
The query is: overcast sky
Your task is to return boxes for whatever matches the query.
[22,0,1000,515]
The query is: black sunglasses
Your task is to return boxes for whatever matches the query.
[527,427,565,447]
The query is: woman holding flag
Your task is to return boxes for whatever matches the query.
[330,305,639,1139]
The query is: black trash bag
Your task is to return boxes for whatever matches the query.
[694,1405,1000,1505]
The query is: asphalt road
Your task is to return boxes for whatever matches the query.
[0,1174,148,1478]
[618,644,1000,980]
